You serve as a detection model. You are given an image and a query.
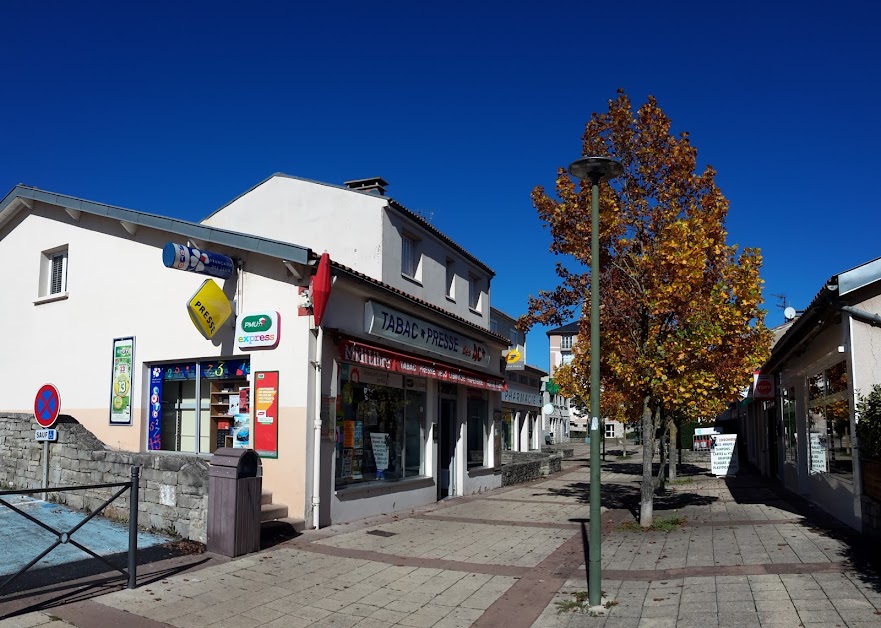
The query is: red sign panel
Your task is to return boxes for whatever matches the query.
[253,371,279,458]
[339,338,506,392]
[34,384,61,428]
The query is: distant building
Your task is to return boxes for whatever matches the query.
[490,308,549,449]
[546,322,624,439]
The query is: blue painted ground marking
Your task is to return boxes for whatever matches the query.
[0,495,170,576]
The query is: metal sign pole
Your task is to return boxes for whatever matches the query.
[42,440,49,501]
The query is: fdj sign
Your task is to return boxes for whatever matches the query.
[236,311,281,350]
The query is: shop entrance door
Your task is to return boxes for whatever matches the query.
[438,397,456,499]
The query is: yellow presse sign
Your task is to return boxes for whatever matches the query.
[187,279,232,339]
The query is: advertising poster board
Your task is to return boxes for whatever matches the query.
[711,434,739,476]
[148,367,163,449]
[253,371,278,458]
[109,337,135,425]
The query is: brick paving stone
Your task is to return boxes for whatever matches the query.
[717,600,757,613]
[755,610,802,626]
[797,609,844,624]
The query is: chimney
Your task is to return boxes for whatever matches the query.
[344,177,389,196]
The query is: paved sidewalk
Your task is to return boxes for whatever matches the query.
[3,443,881,627]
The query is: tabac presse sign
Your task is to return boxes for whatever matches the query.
[364,301,491,368]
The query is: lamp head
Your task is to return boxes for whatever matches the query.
[568,156,623,182]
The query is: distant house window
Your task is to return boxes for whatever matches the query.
[469,275,480,310]
[605,423,615,438]
[39,246,68,298]
[445,259,455,299]
[401,234,419,278]
[561,335,573,350]
[491,320,498,333]
[561,353,574,366]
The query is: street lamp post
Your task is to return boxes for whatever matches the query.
[567,155,623,607]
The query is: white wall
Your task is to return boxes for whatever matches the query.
[382,210,489,327]
[202,176,386,279]
[0,203,313,520]
[203,175,492,328]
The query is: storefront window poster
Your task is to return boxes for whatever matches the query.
[109,337,135,426]
[148,367,163,450]
[232,413,251,449]
[201,359,250,380]
[342,449,354,478]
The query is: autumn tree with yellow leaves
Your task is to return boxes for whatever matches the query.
[520,90,772,527]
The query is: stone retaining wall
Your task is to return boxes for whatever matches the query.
[0,413,208,542]
[500,450,564,486]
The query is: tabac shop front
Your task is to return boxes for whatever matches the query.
[320,293,508,525]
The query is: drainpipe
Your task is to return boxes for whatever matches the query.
[840,305,881,327]
[311,325,323,530]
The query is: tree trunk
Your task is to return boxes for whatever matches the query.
[657,420,667,492]
[669,421,678,481]
[639,401,655,528]
[622,429,628,458]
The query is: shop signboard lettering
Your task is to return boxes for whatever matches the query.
[340,339,505,392]
[186,279,233,340]
[236,311,281,350]
[502,385,541,407]
[364,301,492,368]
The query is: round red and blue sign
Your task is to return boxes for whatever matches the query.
[34,384,61,428]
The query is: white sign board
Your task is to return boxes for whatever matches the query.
[236,311,281,350]
[711,434,739,476]
[35,429,58,442]
[695,427,721,436]
[370,433,390,471]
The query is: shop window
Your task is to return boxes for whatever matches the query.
[336,365,425,486]
[150,359,250,454]
[38,246,68,298]
[468,274,481,310]
[467,390,488,467]
[445,258,455,299]
[501,409,514,451]
[782,387,798,464]
[807,361,851,479]
[401,233,420,279]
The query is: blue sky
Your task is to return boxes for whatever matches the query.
[3,1,879,372]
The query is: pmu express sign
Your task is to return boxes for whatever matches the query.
[236,311,281,350]
[187,279,233,339]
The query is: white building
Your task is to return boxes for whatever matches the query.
[491,307,548,450]
[754,256,881,532]
[0,176,509,531]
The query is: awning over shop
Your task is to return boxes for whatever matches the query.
[338,337,506,392]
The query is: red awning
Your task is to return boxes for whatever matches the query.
[338,337,506,392]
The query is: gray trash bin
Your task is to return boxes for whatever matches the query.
[207,448,262,557]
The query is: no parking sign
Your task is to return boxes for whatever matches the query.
[34,384,60,428]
